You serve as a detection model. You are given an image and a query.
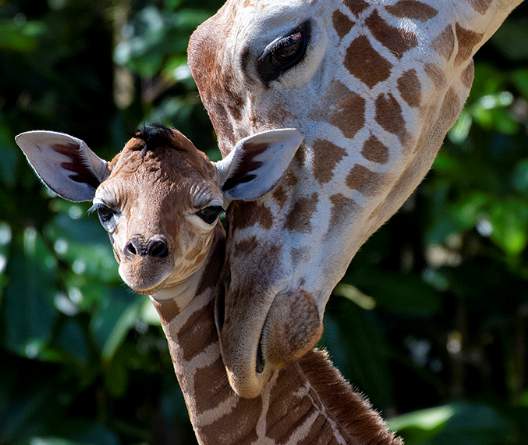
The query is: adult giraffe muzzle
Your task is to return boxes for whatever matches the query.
[188,0,524,398]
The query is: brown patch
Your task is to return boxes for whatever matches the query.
[294,144,306,167]
[193,357,234,413]
[398,69,421,108]
[285,171,298,188]
[298,415,333,445]
[313,140,347,184]
[424,63,446,89]
[461,61,475,88]
[333,9,355,39]
[345,36,392,88]
[344,0,369,15]
[230,202,273,230]
[466,0,493,14]
[151,299,180,325]
[233,236,258,257]
[328,81,366,139]
[266,369,314,442]
[375,93,406,142]
[285,193,319,233]
[188,17,239,154]
[440,88,462,125]
[433,25,455,60]
[266,368,304,428]
[329,194,357,229]
[347,164,383,196]
[196,230,225,295]
[299,350,403,445]
[362,134,389,164]
[366,9,418,59]
[385,1,438,21]
[272,186,288,208]
[177,300,216,362]
[455,23,483,66]
[197,396,261,444]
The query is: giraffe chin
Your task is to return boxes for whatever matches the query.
[223,290,323,399]
[261,290,323,368]
[118,262,173,296]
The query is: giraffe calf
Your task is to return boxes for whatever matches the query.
[16,124,302,296]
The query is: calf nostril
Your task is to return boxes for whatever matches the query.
[148,239,168,258]
[125,241,138,256]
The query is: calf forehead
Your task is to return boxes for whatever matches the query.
[102,136,216,213]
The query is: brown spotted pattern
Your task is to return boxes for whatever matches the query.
[313,140,347,185]
[345,35,392,87]
[333,9,355,39]
[386,1,438,21]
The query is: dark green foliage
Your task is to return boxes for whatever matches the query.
[0,2,527,444]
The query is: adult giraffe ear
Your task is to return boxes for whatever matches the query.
[15,130,109,202]
[216,128,304,202]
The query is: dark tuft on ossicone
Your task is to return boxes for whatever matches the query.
[133,124,175,152]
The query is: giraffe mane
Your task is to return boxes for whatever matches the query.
[298,349,403,445]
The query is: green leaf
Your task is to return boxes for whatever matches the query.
[488,199,528,256]
[512,69,528,99]
[29,438,84,445]
[0,19,47,52]
[391,403,513,445]
[2,229,58,358]
[90,288,143,361]
[512,159,528,193]
[0,121,18,187]
[346,270,441,317]
[55,320,90,364]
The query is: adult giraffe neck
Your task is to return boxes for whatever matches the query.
[149,227,401,445]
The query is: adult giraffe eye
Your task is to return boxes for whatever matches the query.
[257,21,311,84]
[196,206,224,225]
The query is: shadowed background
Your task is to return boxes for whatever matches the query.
[0,1,528,444]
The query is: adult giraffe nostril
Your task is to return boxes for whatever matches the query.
[147,238,169,258]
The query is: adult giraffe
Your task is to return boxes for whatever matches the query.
[188,0,525,398]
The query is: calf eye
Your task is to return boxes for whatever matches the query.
[196,206,223,225]
[257,21,311,84]
[89,203,118,232]
[97,206,114,224]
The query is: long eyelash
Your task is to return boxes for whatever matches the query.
[88,202,105,214]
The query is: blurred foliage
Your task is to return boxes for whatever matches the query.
[0,1,527,444]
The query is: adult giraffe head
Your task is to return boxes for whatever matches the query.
[188,0,523,397]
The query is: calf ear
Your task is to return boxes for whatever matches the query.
[15,131,109,202]
[216,129,303,202]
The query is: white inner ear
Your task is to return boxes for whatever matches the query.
[15,130,108,202]
[215,128,304,202]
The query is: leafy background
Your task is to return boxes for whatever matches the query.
[0,1,527,444]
